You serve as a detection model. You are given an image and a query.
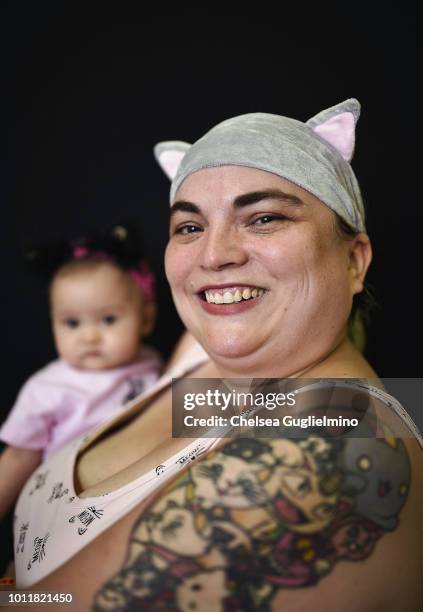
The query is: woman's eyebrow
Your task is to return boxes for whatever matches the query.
[170,201,201,217]
[171,189,305,216]
[233,189,305,208]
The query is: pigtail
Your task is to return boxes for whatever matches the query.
[24,240,73,284]
[75,223,147,270]
[24,223,155,302]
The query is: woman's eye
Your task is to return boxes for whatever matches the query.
[102,315,117,325]
[64,318,79,329]
[175,224,202,235]
[253,215,286,226]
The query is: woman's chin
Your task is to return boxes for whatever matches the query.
[201,333,263,363]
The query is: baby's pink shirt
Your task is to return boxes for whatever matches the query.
[0,345,161,460]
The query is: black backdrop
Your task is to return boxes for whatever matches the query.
[1,4,421,570]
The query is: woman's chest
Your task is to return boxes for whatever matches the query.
[75,360,219,496]
[75,386,178,495]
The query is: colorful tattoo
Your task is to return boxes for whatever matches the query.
[93,429,410,611]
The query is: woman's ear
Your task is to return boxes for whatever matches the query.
[140,301,157,338]
[348,233,372,294]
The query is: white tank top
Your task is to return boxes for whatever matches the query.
[13,343,213,588]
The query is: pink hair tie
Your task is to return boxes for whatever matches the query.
[72,245,155,304]
[130,261,156,304]
[73,246,89,258]
[72,246,112,262]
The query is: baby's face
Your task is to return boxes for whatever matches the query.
[50,262,153,370]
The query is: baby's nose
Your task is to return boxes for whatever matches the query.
[81,325,101,343]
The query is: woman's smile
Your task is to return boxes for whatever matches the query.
[197,284,267,315]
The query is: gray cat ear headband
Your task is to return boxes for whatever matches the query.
[154,99,366,232]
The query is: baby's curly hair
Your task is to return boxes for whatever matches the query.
[25,223,148,284]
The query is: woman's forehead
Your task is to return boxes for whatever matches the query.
[173,165,328,212]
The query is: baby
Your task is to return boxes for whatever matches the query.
[0,224,162,519]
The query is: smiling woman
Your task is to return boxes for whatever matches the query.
[6,101,422,612]
[165,166,371,374]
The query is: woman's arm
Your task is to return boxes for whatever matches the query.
[0,446,42,520]
[27,428,422,611]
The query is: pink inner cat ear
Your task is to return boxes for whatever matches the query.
[156,150,186,180]
[154,142,191,180]
[312,112,356,162]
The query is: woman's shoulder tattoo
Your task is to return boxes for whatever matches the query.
[93,430,411,611]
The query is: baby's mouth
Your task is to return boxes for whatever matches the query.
[201,286,266,304]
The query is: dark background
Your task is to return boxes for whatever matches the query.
[1,5,421,572]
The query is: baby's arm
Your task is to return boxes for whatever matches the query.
[0,370,53,521]
[0,446,42,520]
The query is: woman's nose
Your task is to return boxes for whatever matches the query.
[199,225,248,271]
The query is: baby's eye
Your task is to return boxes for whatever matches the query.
[64,318,79,329]
[102,314,117,325]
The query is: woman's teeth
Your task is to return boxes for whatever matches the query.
[204,287,264,304]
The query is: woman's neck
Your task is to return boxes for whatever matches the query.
[207,335,378,381]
